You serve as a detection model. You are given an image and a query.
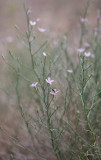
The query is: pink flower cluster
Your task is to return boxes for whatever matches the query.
[30,77,59,96]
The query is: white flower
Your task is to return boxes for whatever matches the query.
[84,52,91,57]
[46,77,54,85]
[38,27,46,32]
[81,18,87,23]
[43,52,47,56]
[30,21,36,26]
[67,69,73,73]
[50,89,59,95]
[30,82,38,87]
[77,48,85,53]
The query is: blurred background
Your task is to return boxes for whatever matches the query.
[0,0,101,159]
[0,0,101,35]
[0,0,101,57]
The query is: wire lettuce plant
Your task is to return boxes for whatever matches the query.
[0,2,101,160]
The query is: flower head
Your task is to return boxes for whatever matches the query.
[50,89,59,95]
[67,69,73,73]
[27,9,31,15]
[77,48,85,53]
[38,27,46,32]
[36,18,40,22]
[84,42,90,48]
[30,21,36,26]
[30,82,38,87]
[84,52,91,57]
[46,77,54,85]
[43,52,47,56]
[81,18,87,23]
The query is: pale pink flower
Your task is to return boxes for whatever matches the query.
[84,42,90,48]
[81,18,87,23]
[67,69,73,73]
[30,82,38,87]
[38,27,46,32]
[77,48,85,53]
[84,52,91,57]
[46,77,54,85]
[50,89,59,95]
[27,9,31,15]
[36,18,40,22]
[30,21,36,26]
[43,52,47,56]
